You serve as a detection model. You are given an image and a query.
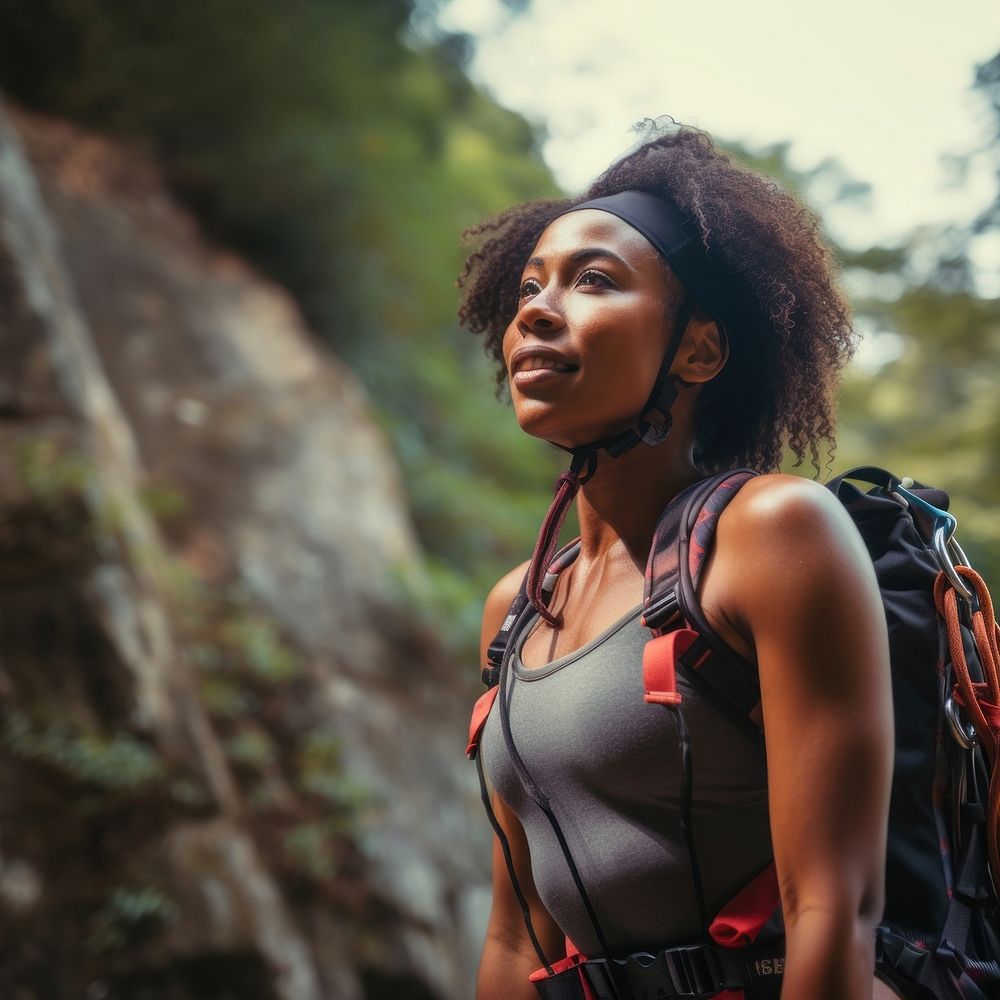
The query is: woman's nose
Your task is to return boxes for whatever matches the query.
[517,290,563,334]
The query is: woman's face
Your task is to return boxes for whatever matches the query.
[502,210,676,449]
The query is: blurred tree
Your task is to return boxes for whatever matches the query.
[835,49,1000,581]
[0,0,565,659]
[721,51,999,583]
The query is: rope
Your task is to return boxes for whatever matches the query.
[935,566,1000,886]
[525,468,584,626]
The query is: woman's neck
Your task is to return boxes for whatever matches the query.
[574,442,703,565]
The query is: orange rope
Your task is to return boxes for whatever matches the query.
[958,565,1000,701]
[935,573,995,764]
[935,567,1000,885]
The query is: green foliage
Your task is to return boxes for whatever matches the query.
[723,82,1000,585]
[180,582,302,691]
[838,278,1000,582]
[168,568,372,877]
[224,726,277,767]
[3,711,165,791]
[282,820,340,881]
[87,884,176,955]
[297,727,373,811]
[828,53,1000,581]
[197,674,259,720]
[137,481,189,523]
[15,437,93,505]
[0,0,562,665]
[219,613,298,683]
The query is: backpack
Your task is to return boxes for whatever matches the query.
[466,467,1000,1000]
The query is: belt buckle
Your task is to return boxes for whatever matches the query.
[663,945,723,997]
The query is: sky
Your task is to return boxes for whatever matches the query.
[434,0,999,266]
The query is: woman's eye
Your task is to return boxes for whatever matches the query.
[576,269,612,288]
[519,278,542,299]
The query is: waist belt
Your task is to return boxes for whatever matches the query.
[534,940,785,1000]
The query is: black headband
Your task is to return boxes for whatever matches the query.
[563,190,738,337]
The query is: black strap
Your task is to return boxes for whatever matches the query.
[556,298,694,468]
[826,465,904,496]
[483,540,582,688]
[495,602,623,979]
[676,708,710,938]
[474,751,554,974]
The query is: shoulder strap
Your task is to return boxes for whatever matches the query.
[641,474,735,630]
[646,469,765,735]
[481,538,582,689]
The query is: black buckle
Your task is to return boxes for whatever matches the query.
[662,945,723,997]
[877,927,931,981]
[642,589,680,631]
[586,945,723,999]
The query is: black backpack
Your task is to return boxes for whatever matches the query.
[467,467,1000,1000]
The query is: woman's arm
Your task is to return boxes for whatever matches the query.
[710,475,894,1000]
[476,564,565,1000]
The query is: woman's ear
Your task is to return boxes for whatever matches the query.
[673,315,729,384]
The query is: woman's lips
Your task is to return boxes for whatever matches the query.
[511,366,575,388]
[509,350,578,389]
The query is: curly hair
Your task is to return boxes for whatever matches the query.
[456,120,858,473]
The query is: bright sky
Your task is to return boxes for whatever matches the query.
[436,0,999,258]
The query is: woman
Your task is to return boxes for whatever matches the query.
[459,123,897,1000]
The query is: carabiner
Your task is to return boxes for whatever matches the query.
[932,525,975,604]
[944,695,977,750]
[892,482,975,605]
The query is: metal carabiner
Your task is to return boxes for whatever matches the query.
[932,525,975,604]
[944,695,977,750]
[891,482,975,605]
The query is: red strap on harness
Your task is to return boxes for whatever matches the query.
[466,686,499,758]
[643,628,699,705]
[709,862,780,948]
[528,940,598,1000]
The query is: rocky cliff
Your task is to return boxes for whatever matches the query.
[0,100,489,999]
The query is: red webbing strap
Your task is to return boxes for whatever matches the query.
[707,863,781,1000]
[643,628,699,705]
[466,686,499,758]
[709,863,781,948]
[528,939,597,1000]
[955,685,1000,730]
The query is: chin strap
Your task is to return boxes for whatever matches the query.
[525,298,696,625]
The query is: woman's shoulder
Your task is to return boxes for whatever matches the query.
[479,559,531,663]
[697,470,885,674]
[720,471,853,549]
[711,471,879,626]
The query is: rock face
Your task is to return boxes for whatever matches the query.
[0,101,488,999]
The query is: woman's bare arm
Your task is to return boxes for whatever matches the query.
[476,563,565,1000]
[710,475,894,1000]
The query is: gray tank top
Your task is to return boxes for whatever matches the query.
[479,605,772,958]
